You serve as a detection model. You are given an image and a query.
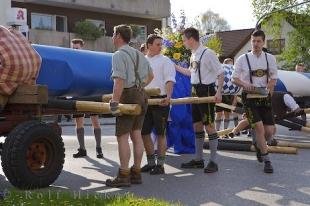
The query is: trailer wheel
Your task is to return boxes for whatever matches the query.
[1,120,65,189]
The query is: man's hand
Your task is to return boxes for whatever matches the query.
[159,97,171,106]
[214,91,222,103]
[242,82,255,91]
[267,79,277,95]
[109,100,121,116]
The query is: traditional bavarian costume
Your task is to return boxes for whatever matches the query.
[190,45,224,125]
[233,51,278,127]
[180,44,224,172]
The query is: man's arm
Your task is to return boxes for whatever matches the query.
[215,72,224,103]
[232,77,255,91]
[160,81,174,106]
[112,77,124,103]
[175,65,191,76]
[143,71,154,87]
[267,79,277,95]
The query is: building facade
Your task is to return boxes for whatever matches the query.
[11,0,170,51]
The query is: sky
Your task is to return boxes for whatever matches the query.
[170,0,257,30]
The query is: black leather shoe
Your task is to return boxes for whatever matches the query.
[264,161,274,173]
[96,147,103,158]
[150,165,165,175]
[181,159,204,169]
[141,164,156,172]
[73,148,87,158]
[204,161,218,173]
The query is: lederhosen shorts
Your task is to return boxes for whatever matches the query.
[242,52,275,127]
[242,93,275,127]
[115,86,148,136]
[215,95,234,112]
[192,83,216,125]
[141,95,170,136]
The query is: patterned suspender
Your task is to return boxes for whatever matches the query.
[120,49,143,88]
[197,49,208,84]
[245,52,270,84]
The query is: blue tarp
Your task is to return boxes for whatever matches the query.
[166,71,195,154]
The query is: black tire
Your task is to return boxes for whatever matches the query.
[1,120,65,189]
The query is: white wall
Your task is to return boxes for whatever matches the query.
[234,40,251,62]
[0,0,11,26]
[264,20,295,44]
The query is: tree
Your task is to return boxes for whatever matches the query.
[205,34,223,56]
[193,10,230,34]
[252,0,310,70]
[74,20,103,40]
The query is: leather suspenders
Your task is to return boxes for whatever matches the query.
[245,52,269,84]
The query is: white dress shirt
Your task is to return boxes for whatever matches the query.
[233,51,278,87]
[145,54,176,95]
[190,44,224,85]
[283,94,299,111]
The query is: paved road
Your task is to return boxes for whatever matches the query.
[1,117,310,206]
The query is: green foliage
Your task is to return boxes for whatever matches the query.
[205,35,223,56]
[278,29,310,70]
[252,0,310,70]
[130,25,142,38]
[74,20,103,40]
[2,190,180,206]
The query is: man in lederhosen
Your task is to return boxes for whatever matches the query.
[140,34,176,175]
[106,25,154,187]
[232,29,278,173]
[175,27,224,173]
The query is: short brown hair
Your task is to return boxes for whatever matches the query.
[114,25,132,43]
[146,34,163,48]
[252,29,265,41]
[223,58,233,64]
[182,27,199,42]
[297,63,304,67]
[71,38,84,46]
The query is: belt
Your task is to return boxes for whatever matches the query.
[150,95,167,99]
[124,85,142,90]
[251,69,267,77]
[192,82,215,87]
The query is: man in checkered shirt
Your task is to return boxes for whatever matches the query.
[0,26,41,96]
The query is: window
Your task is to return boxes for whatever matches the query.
[56,15,67,32]
[31,13,53,30]
[31,13,67,32]
[267,39,285,55]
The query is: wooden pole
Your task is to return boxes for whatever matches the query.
[206,128,233,137]
[301,126,310,133]
[75,101,141,115]
[250,145,298,154]
[304,108,310,114]
[276,140,310,149]
[148,96,215,106]
[204,139,298,154]
[102,87,161,102]
[215,103,244,114]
